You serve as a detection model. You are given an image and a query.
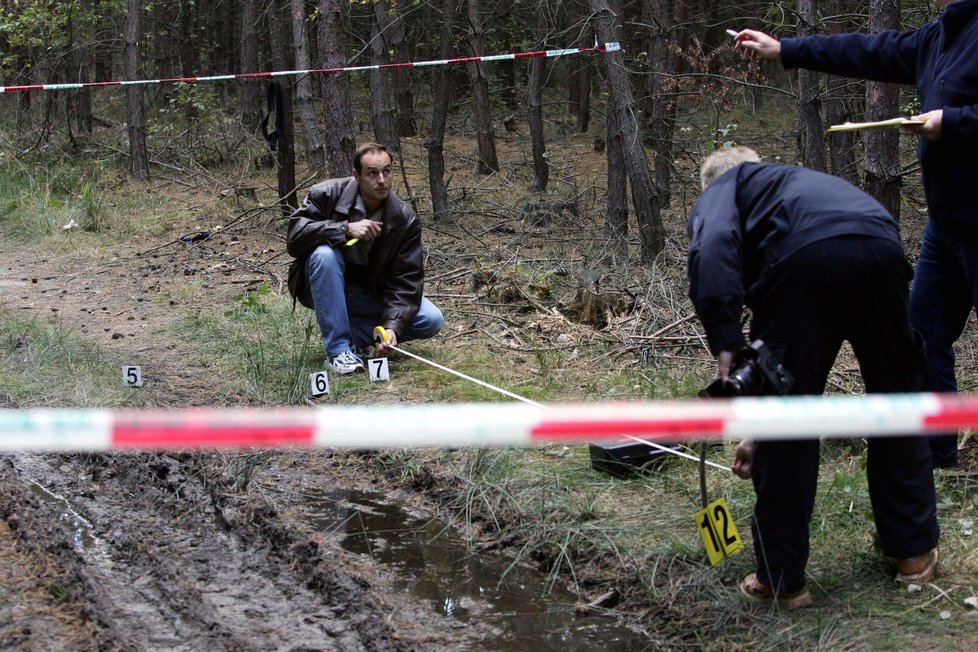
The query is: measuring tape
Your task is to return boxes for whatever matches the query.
[372,326,730,471]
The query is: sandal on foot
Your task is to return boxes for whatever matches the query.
[739,573,813,610]
[894,548,938,585]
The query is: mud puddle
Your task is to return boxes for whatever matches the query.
[306,488,649,651]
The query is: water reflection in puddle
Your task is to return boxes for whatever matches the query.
[305,488,650,651]
[29,481,104,560]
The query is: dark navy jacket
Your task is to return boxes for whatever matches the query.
[687,163,901,355]
[781,0,978,225]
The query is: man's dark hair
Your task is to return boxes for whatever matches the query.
[353,142,390,173]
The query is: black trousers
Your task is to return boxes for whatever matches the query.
[747,236,940,592]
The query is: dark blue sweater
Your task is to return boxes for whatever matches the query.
[688,163,901,354]
[781,0,978,225]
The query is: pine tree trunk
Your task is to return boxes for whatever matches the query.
[239,0,263,135]
[864,0,902,220]
[567,0,591,133]
[369,0,399,152]
[825,0,857,183]
[592,0,663,262]
[318,0,355,178]
[604,106,629,249]
[796,0,825,171]
[527,2,549,193]
[428,0,456,219]
[465,0,499,174]
[125,0,149,180]
[291,0,325,174]
[386,8,416,137]
[267,1,296,212]
[644,0,684,208]
[70,5,92,135]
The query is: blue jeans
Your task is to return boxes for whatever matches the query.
[302,244,444,357]
[908,218,977,468]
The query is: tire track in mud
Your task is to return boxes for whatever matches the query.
[1,238,492,650]
[0,451,483,650]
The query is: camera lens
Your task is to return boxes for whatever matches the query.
[726,364,756,396]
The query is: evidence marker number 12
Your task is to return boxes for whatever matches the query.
[695,497,744,565]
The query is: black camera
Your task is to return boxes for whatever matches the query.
[699,339,794,398]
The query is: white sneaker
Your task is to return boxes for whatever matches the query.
[330,350,365,375]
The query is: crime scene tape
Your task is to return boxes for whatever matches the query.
[0,392,975,452]
[0,43,621,94]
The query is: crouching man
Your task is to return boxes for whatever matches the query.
[688,147,939,609]
[287,142,443,374]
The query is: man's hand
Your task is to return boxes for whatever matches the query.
[375,328,397,355]
[346,219,383,241]
[717,350,734,382]
[908,109,944,141]
[732,29,782,61]
[732,439,753,480]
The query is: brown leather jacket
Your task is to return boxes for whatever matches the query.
[286,177,424,337]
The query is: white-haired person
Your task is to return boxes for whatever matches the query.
[689,147,939,609]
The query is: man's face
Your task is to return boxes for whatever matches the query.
[354,151,393,209]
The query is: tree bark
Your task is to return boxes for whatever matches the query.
[796,0,826,171]
[604,103,629,249]
[177,0,199,122]
[267,1,296,212]
[70,4,92,135]
[125,0,149,180]
[291,0,325,174]
[239,0,263,135]
[386,6,416,137]
[318,0,356,178]
[644,0,685,208]
[178,0,198,79]
[428,0,456,219]
[568,0,591,133]
[864,0,902,220]
[825,0,857,183]
[466,0,499,174]
[527,1,549,192]
[592,0,663,262]
[369,0,399,152]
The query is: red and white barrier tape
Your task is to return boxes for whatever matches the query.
[0,43,620,94]
[0,392,972,452]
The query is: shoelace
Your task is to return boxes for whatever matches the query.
[334,351,362,365]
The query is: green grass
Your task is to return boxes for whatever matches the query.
[0,147,177,245]
[156,275,972,649]
[2,118,975,650]
[370,435,978,650]
[0,312,147,408]
[170,285,326,405]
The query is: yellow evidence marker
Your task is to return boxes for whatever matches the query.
[695,497,744,565]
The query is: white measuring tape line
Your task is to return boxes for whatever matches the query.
[371,326,728,469]
[0,393,969,451]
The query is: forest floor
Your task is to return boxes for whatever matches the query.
[2,123,978,650]
[0,129,688,650]
[0,216,510,649]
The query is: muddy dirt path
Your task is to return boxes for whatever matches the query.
[0,450,501,650]
[0,234,509,650]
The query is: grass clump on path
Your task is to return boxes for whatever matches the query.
[0,313,146,409]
